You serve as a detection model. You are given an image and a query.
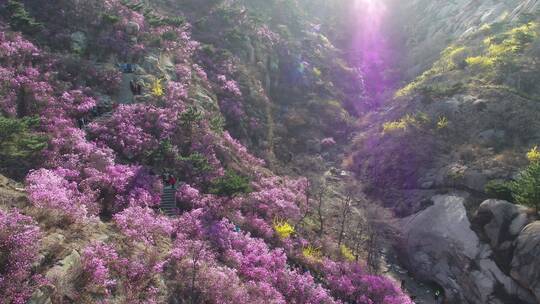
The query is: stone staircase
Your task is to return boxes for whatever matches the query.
[160,187,177,216]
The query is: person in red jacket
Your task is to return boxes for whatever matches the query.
[168,174,177,188]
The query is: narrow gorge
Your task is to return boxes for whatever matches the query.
[0,1,539,303]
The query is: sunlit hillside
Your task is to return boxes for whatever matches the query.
[1,1,539,304]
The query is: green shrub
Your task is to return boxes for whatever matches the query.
[209,170,252,197]
[5,0,43,35]
[178,153,213,175]
[162,31,177,41]
[419,82,464,98]
[101,13,120,25]
[180,106,203,129]
[210,116,226,134]
[0,116,47,176]
[510,162,540,211]
[485,180,514,202]
[200,44,217,56]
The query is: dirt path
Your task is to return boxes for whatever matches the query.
[115,73,135,104]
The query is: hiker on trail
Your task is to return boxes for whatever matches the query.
[168,174,177,188]
[136,81,142,95]
[162,172,170,185]
[118,63,135,73]
[130,80,137,95]
[285,151,293,163]
[434,288,442,303]
[77,117,85,129]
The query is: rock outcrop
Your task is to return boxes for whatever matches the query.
[511,221,540,303]
[392,0,540,78]
[401,195,535,304]
[474,199,534,272]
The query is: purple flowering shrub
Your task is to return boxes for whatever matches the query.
[220,131,266,167]
[88,104,177,160]
[114,206,174,245]
[0,209,41,304]
[166,211,338,303]
[80,241,165,303]
[81,242,118,296]
[0,3,415,303]
[83,164,162,213]
[26,168,98,219]
[322,260,413,304]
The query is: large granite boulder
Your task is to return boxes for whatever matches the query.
[511,222,540,303]
[474,199,534,272]
[401,195,535,303]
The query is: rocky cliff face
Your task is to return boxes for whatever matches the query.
[400,195,538,303]
[352,1,540,303]
[393,0,540,78]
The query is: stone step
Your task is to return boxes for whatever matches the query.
[160,186,178,217]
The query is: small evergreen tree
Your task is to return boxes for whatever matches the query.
[4,0,43,35]
[0,116,47,175]
[485,180,514,202]
[209,170,252,197]
[510,161,540,212]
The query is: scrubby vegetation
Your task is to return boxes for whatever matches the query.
[397,17,540,100]
[0,0,412,303]
[511,147,540,212]
[0,116,47,177]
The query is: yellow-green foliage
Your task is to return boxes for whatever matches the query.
[479,23,492,34]
[397,22,539,98]
[527,146,540,163]
[383,119,409,133]
[273,219,295,239]
[437,116,449,129]
[303,245,323,261]
[465,56,495,69]
[382,113,429,133]
[313,67,322,78]
[395,45,467,97]
[151,79,164,97]
[466,22,538,71]
[340,245,355,261]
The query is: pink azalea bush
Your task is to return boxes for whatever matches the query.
[0,4,414,302]
[322,260,414,304]
[26,168,98,219]
[88,104,177,159]
[168,212,338,304]
[0,209,41,304]
[81,241,165,303]
[81,242,119,295]
[221,131,266,167]
[114,206,174,245]
[60,90,97,117]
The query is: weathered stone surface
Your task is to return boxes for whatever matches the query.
[29,285,55,304]
[511,222,540,303]
[474,199,534,272]
[401,195,535,303]
[45,250,82,301]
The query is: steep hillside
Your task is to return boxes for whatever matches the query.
[0,1,412,304]
[347,1,540,303]
[3,0,540,303]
